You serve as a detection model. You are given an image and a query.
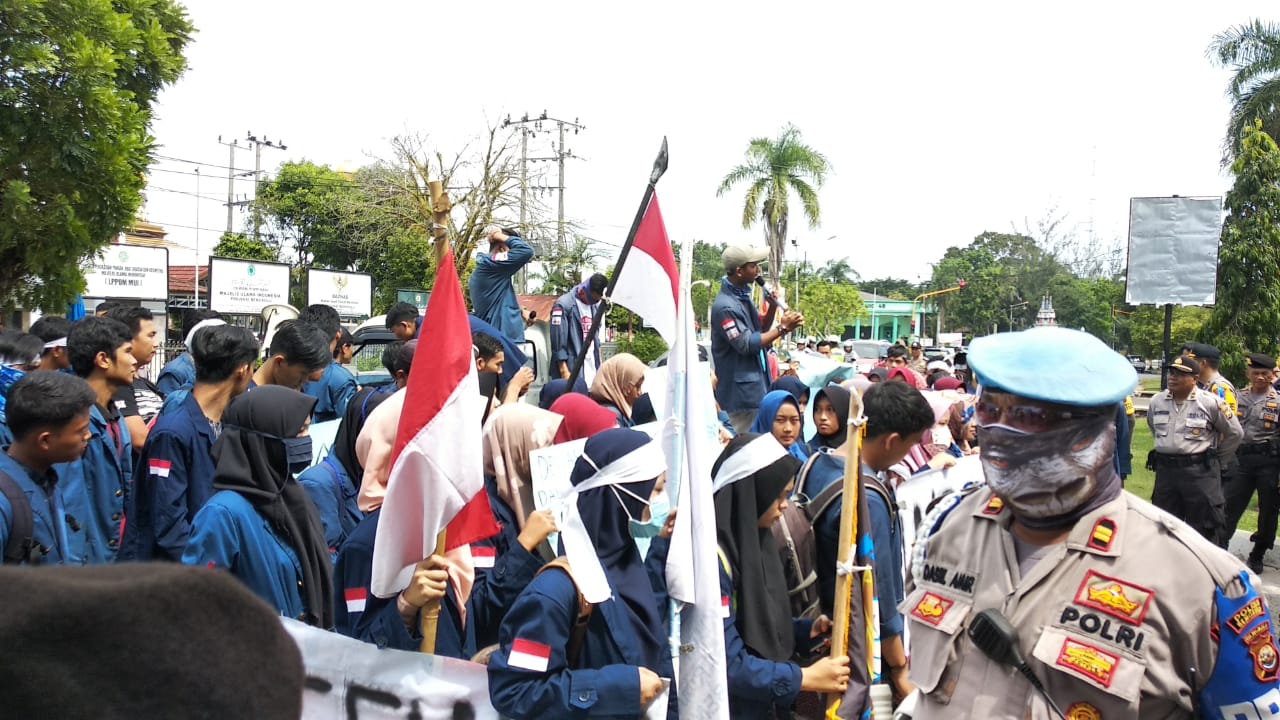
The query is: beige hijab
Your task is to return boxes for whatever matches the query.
[482,404,564,529]
[590,353,646,420]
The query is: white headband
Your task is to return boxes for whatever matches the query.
[185,319,227,349]
[711,434,789,495]
[561,439,667,603]
[42,337,67,350]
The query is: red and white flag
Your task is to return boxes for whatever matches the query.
[609,191,679,344]
[508,638,552,673]
[370,250,500,598]
[344,588,367,614]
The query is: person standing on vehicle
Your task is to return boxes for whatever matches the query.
[550,273,606,385]
[468,225,534,344]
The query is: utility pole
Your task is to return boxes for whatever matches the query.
[501,112,584,293]
[244,132,287,243]
[217,135,257,234]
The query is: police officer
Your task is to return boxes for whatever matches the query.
[1147,355,1242,543]
[905,326,1278,718]
[1182,342,1239,416]
[711,245,804,432]
[1225,353,1280,572]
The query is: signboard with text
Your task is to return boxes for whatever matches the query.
[83,245,168,299]
[208,257,291,315]
[307,268,372,318]
[396,289,429,311]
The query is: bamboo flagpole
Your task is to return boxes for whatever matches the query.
[827,391,869,720]
[564,138,669,393]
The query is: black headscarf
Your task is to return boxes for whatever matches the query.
[332,387,392,487]
[212,386,332,628]
[479,372,500,425]
[712,433,802,661]
[812,385,852,450]
[569,429,666,670]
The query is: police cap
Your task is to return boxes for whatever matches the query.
[1169,355,1199,375]
[968,327,1137,407]
[1246,353,1277,371]
[1180,342,1221,362]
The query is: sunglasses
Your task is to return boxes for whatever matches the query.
[974,394,1103,433]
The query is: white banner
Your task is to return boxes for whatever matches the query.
[895,454,985,556]
[308,268,373,318]
[282,618,499,720]
[529,421,662,525]
[208,257,291,314]
[83,245,168,299]
[1125,196,1222,306]
[309,419,341,468]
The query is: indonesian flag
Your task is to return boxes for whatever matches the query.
[609,191,679,344]
[370,250,500,598]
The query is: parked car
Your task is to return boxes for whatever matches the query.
[1127,355,1147,372]
[848,340,890,374]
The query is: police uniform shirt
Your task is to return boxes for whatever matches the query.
[1147,387,1242,457]
[1237,386,1280,446]
[1208,372,1240,418]
[905,487,1280,718]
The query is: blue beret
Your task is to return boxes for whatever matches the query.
[968,327,1137,407]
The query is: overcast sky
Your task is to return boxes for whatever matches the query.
[142,1,1272,286]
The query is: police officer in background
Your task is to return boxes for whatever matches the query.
[905,326,1278,718]
[1182,342,1239,417]
[1225,353,1280,572]
[1147,355,1242,543]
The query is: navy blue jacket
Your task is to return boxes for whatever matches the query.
[156,352,196,395]
[711,282,768,413]
[466,477,549,652]
[182,490,311,622]
[550,289,599,371]
[120,393,219,561]
[334,508,467,657]
[57,402,131,563]
[719,564,808,718]
[302,363,358,423]
[468,235,534,343]
[0,452,86,565]
[296,454,361,560]
[487,568,678,720]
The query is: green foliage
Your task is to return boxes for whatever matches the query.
[213,232,279,262]
[1127,306,1210,358]
[1208,20,1280,165]
[860,277,923,301]
[717,124,830,274]
[1201,121,1280,384]
[252,161,360,268]
[0,0,193,311]
[613,328,668,365]
[532,236,602,296]
[931,232,1066,334]
[798,282,865,339]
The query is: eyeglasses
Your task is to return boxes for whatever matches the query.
[974,394,1102,433]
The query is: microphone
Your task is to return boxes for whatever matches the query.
[754,276,789,311]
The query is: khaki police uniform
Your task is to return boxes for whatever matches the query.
[905,487,1260,719]
[1226,386,1280,559]
[1146,387,1242,542]
[1207,372,1240,418]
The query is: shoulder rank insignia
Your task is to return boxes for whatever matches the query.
[981,496,1004,516]
[1087,518,1117,552]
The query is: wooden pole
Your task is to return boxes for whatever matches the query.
[419,530,447,654]
[827,393,867,719]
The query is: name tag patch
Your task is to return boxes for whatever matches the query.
[921,563,976,594]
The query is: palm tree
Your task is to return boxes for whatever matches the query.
[1208,20,1280,165]
[819,258,859,285]
[717,124,830,279]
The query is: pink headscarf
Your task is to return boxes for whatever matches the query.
[551,393,620,444]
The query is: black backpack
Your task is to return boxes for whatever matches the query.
[770,451,896,621]
[0,470,38,564]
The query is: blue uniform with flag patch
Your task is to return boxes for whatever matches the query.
[57,402,131,563]
[301,362,358,424]
[0,452,86,565]
[711,281,768,414]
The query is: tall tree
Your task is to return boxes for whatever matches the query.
[1201,120,1280,383]
[251,161,360,268]
[1208,20,1280,165]
[818,258,859,285]
[531,236,603,296]
[0,0,193,310]
[212,232,279,263]
[859,277,924,301]
[717,124,830,274]
[798,282,865,339]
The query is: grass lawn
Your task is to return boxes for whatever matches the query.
[1138,377,1161,396]
[1127,420,1258,533]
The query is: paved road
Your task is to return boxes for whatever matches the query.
[1227,530,1280,610]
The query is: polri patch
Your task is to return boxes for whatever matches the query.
[1073,570,1152,625]
[1229,597,1266,635]
[1250,629,1280,683]
[911,592,953,626]
[1056,637,1119,688]
[1065,702,1102,720]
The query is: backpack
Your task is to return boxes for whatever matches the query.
[770,450,897,621]
[0,469,38,564]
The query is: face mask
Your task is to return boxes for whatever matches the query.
[931,426,954,447]
[281,436,313,475]
[611,485,668,539]
[976,412,1116,521]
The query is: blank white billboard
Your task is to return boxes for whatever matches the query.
[1125,196,1222,306]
